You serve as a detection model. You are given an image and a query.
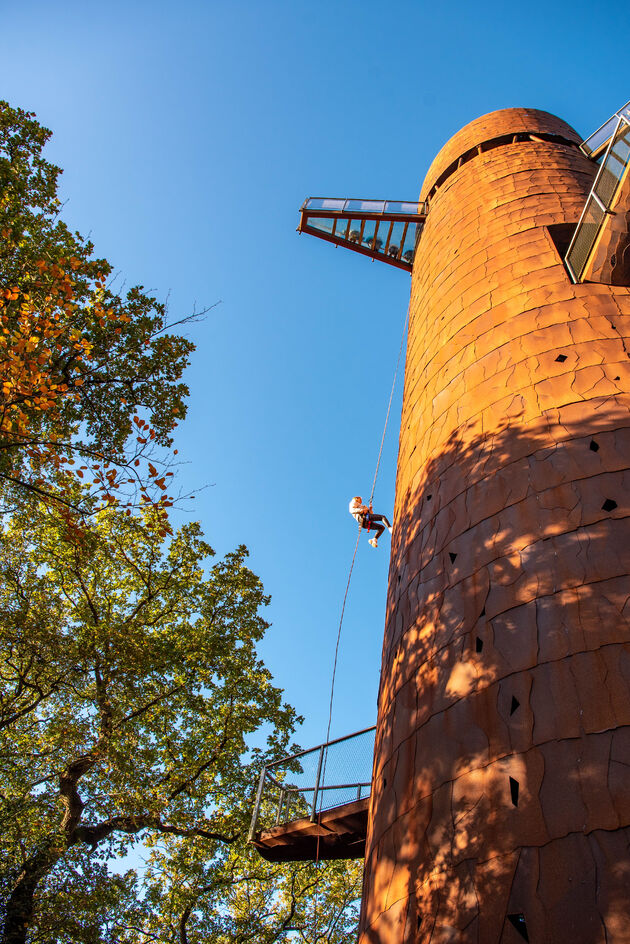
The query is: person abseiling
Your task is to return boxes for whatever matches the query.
[348,496,392,548]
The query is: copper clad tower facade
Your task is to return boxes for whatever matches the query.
[359,109,630,942]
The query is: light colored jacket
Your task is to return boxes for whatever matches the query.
[349,498,368,522]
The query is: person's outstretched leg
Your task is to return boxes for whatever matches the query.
[370,513,392,533]
[368,522,386,547]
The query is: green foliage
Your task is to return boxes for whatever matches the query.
[0,100,365,943]
[0,500,301,940]
[134,839,363,943]
[0,100,195,510]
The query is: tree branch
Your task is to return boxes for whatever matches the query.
[0,472,81,510]
[75,814,239,849]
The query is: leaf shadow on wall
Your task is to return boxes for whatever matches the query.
[360,402,630,943]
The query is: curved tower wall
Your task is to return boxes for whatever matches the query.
[359,109,630,943]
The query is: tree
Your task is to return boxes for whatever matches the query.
[0,498,300,943]
[133,839,363,943]
[0,101,365,942]
[0,100,198,511]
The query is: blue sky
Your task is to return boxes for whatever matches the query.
[1,0,628,755]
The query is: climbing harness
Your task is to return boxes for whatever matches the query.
[313,306,410,933]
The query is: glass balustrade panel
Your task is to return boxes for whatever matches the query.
[582,116,619,157]
[308,216,336,236]
[347,223,363,245]
[385,200,420,215]
[362,222,377,249]
[401,223,418,265]
[334,217,350,239]
[344,198,386,214]
[305,197,346,211]
[385,220,407,260]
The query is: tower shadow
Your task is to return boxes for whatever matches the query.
[360,400,630,943]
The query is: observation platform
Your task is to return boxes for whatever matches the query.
[298,198,427,271]
[252,796,369,862]
[249,725,375,863]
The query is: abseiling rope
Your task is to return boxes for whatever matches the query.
[313,307,410,933]
[323,524,362,752]
[313,523,362,934]
[323,306,409,752]
[368,307,410,506]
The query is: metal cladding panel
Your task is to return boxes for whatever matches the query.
[358,108,630,943]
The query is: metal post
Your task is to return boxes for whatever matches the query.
[248,765,268,843]
[276,789,286,826]
[311,746,325,822]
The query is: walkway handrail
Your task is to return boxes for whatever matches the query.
[262,724,377,770]
[248,725,376,842]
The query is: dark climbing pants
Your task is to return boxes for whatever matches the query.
[360,513,391,540]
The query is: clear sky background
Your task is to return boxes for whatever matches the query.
[1,0,628,756]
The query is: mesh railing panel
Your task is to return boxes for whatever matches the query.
[250,726,376,838]
[566,196,605,281]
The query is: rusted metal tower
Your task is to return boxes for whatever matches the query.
[359,106,630,944]
[252,104,630,943]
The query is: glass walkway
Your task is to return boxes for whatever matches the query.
[298,198,428,271]
[566,108,630,283]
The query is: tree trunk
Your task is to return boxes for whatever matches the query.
[2,842,61,944]
[3,754,93,944]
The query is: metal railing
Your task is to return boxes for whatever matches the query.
[302,197,428,216]
[248,725,376,842]
[566,112,630,282]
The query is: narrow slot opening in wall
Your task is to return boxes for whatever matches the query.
[509,777,519,807]
[425,132,580,202]
[547,221,578,260]
[475,637,483,653]
[510,696,520,715]
[555,353,568,362]
[507,913,529,941]
[449,552,457,563]
[590,439,600,452]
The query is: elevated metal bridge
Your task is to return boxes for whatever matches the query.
[249,725,375,862]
